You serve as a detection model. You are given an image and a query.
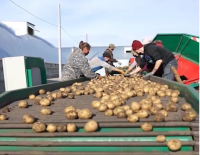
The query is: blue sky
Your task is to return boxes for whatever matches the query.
[0,0,199,47]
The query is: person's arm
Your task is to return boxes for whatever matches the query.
[129,66,142,75]
[126,61,137,74]
[98,60,124,74]
[152,59,162,73]
[77,56,97,79]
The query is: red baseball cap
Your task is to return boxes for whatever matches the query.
[132,40,143,51]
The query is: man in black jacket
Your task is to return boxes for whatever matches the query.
[130,40,178,80]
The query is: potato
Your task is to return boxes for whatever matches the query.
[59,88,65,92]
[84,120,98,132]
[67,123,77,132]
[84,91,89,95]
[136,91,143,97]
[56,92,63,98]
[126,109,133,116]
[105,109,114,116]
[166,104,178,112]
[166,91,172,97]
[127,114,139,122]
[123,105,130,111]
[130,102,140,112]
[65,110,78,119]
[46,124,57,132]
[141,103,151,111]
[182,109,197,122]
[92,101,101,109]
[29,94,35,100]
[181,103,192,111]
[107,103,116,110]
[46,91,51,95]
[117,112,127,118]
[18,100,28,108]
[57,124,67,132]
[167,139,182,151]
[65,87,71,93]
[0,114,7,121]
[94,92,103,98]
[46,96,54,101]
[41,108,51,115]
[23,115,35,124]
[64,106,76,114]
[62,92,68,98]
[113,106,125,116]
[137,110,149,118]
[171,91,179,97]
[157,91,166,97]
[68,93,75,99]
[156,135,166,143]
[127,91,135,98]
[88,88,95,94]
[40,98,51,106]
[141,122,153,132]
[158,110,168,117]
[150,106,160,115]
[171,96,178,103]
[154,103,163,110]
[78,109,92,119]
[51,92,57,99]
[154,113,165,122]
[32,122,46,133]
[39,89,45,95]
[75,90,82,96]
[143,86,149,93]
[98,104,108,112]
[113,99,122,106]
[153,98,161,105]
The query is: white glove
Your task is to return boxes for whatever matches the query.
[117,61,122,65]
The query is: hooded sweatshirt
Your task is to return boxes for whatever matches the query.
[62,48,97,80]
[139,43,175,69]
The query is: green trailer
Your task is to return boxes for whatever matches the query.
[0,76,199,155]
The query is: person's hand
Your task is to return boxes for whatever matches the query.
[144,72,154,77]
[120,70,125,75]
[96,73,102,79]
[117,61,122,65]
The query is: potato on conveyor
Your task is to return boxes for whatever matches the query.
[92,101,101,109]
[65,110,78,119]
[29,94,35,100]
[67,123,77,132]
[78,109,92,119]
[127,114,139,122]
[130,102,140,112]
[166,104,178,112]
[137,110,149,118]
[181,103,192,111]
[126,109,133,116]
[64,106,76,114]
[107,102,115,110]
[156,135,166,143]
[0,114,7,121]
[57,124,67,132]
[23,114,35,124]
[171,96,179,103]
[141,122,153,132]
[41,108,51,115]
[94,92,103,98]
[39,89,45,95]
[46,124,57,132]
[158,110,168,117]
[154,113,165,122]
[167,139,182,151]
[84,120,98,132]
[35,96,42,100]
[32,122,46,133]
[98,104,108,112]
[39,98,51,106]
[182,109,197,122]
[105,109,113,116]
[62,92,68,98]
[113,106,125,116]
[18,100,28,108]
[68,93,75,99]
[65,87,71,93]
[117,111,127,118]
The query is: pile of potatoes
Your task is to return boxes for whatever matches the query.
[64,105,92,120]
[88,75,197,122]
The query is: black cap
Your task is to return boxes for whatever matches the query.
[103,52,111,59]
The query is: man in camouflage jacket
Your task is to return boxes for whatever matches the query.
[62,48,98,81]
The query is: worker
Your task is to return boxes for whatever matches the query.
[153,40,164,47]
[104,44,122,75]
[130,40,177,80]
[62,41,100,81]
[125,50,143,74]
[89,52,125,74]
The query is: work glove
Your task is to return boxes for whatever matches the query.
[120,71,125,75]
[117,61,122,65]
[144,72,154,77]
[96,73,102,79]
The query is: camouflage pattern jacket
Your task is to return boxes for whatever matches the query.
[62,48,97,81]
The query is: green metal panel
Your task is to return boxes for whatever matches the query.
[153,33,199,63]
[0,146,193,152]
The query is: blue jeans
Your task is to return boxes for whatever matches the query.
[162,59,178,80]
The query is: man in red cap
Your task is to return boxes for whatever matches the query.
[130,40,177,80]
